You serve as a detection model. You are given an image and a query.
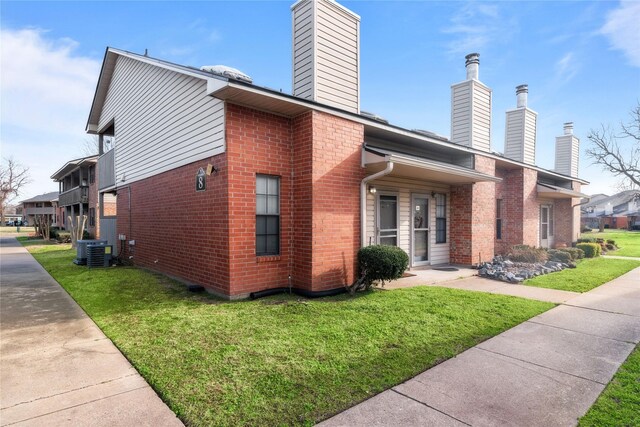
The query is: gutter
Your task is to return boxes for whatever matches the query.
[360,160,394,247]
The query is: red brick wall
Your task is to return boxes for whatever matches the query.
[116,154,231,296]
[450,155,495,264]
[88,166,99,238]
[225,104,294,296]
[115,104,362,297]
[521,168,539,246]
[554,181,581,244]
[309,111,365,290]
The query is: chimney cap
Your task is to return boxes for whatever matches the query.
[563,122,574,135]
[516,84,528,94]
[465,53,480,66]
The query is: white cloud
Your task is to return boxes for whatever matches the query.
[600,1,640,67]
[0,28,101,200]
[442,2,515,57]
[555,52,578,83]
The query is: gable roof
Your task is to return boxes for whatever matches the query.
[87,47,588,187]
[51,155,99,181]
[21,191,59,204]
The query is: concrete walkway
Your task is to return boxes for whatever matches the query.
[0,237,183,426]
[389,271,580,303]
[320,267,640,426]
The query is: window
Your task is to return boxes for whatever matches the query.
[89,208,95,227]
[435,193,446,243]
[496,199,503,240]
[89,166,95,184]
[256,175,280,256]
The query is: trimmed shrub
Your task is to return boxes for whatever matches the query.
[606,239,616,245]
[548,249,571,264]
[577,237,596,243]
[56,232,71,243]
[576,243,601,258]
[581,226,592,233]
[357,245,409,289]
[557,247,584,260]
[605,243,615,251]
[508,245,548,263]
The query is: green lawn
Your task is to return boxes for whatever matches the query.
[525,257,640,293]
[26,244,553,426]
[579,345,640,427]
[16,236,58,246]
[581,229,640,257]
[0,226,35,236]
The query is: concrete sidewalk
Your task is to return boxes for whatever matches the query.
[0,237,183,426]
[320,267,640,427]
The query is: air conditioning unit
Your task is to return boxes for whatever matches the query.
[87,244,113,268]
[74,239,107,265]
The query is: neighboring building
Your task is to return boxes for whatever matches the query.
[51,155,109,238]
[85,0,587,299]
[21,192,58,226]
[2,204,23,225]
[581,190,640,229]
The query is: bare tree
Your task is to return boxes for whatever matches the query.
[80,135,114,157]
[0,158,31,225]
[586,103,640,189]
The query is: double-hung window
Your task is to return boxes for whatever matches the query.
[256,175,280,256]
[435,193,446,243]
[496,199,503,240]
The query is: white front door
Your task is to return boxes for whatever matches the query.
[540,205,550,248]
[411,195,429,266]
[377,194,398,246]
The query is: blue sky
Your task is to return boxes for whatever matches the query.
[2,0,639,201]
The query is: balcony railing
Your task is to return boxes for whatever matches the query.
[58,186,89,206]
[98,149,115,190]
[24,207,55,215]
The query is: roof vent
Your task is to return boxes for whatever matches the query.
[412,129,447,140]
[200,65,253,83]
[360,110,388,124]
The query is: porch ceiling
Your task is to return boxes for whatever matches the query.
[363,146,501,184]
[537,182,589,199]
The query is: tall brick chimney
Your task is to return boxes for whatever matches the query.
[450,53,492,152]
[291,0,360,114]
[504,84,538,165]
[555,122,580,177]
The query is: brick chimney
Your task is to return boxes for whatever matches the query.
[291,0,360,114]
[504,84,537,165]
[555,122,580,177]
[450,53,492,152]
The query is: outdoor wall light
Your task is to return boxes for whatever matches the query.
[369,186,377,194]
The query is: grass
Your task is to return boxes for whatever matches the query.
[582,229,640,257]
[16,236,58,246]
[525,257,640,293]
[26,244,553,426]
[579,345,640,427]
[0,226,36,236]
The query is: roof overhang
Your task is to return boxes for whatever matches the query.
[363,145,502,184]
[51,156,98,181]
[537,182,590,199]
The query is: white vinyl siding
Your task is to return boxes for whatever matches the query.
[451,80,491,152]
[504,108,536,164]
[292,0,314,100]
[292,0,360,113]
[366,176,450,265]
[98,55,225,185]
[555,134,579,177]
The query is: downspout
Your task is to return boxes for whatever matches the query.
[360,160,394,247]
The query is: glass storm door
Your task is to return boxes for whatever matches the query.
[378,194,398,246]
[540,205,550,248]
[412,196,429,265]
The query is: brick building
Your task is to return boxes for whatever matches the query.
[86,0,587,299]
[51,155,116,239]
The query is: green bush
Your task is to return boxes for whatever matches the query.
[606,239,616,245]
[357,245,409,288]
[557,247,584,260]
[56,232,71,243]
[605,243,615,251]
[509,245,548,263]
[577,237,596,243]
[548,249,571,264]
[576,243,601,258]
